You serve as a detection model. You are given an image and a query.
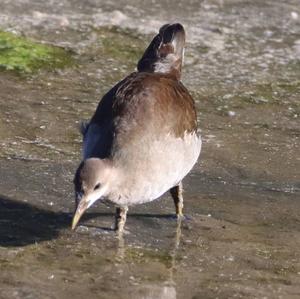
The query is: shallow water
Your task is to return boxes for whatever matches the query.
[0,0,299,298]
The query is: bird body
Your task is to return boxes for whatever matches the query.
[72,23,201,232]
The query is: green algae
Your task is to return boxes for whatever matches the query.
[0,31,74,73]
[98,26,145,67]
[77,26,147,90]
[67,26,148,93]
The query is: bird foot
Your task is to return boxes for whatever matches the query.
[175,214,192,221]
[114,228,130,237]
[176,213,185,220]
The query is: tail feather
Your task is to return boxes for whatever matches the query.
[137,23,185,79]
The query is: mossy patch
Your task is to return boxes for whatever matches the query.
[97,26,146,67]
[0,31,74,73]
[90,26,146,76]
[80,26,147,87]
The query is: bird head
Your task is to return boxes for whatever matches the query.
[137,23,186,79]
[72,158,112,230]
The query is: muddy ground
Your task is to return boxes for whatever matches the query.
[0,0,299,298]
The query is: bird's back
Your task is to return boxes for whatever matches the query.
[84,71,197,157]
[111,71,197,149]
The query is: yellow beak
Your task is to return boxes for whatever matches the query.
[71,199,88,230]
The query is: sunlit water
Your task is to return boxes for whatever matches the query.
[0,1,299,298]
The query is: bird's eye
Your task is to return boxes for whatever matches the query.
[94,183,101,190]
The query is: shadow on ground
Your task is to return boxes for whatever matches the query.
[0,195,72,247]
[0,195,178,247]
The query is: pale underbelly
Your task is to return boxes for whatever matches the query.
[112,132,202,206]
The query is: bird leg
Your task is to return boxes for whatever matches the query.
[170,182,184,218]
[114,206,128,233]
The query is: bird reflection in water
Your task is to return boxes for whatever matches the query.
[114,219,183,299]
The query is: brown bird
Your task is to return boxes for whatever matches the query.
[72,23,201,233]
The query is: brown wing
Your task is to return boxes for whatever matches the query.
[111,72,197,148]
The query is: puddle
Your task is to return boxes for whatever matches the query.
[0,0,299,298]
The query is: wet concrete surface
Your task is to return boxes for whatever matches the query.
[0,0,300,298]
